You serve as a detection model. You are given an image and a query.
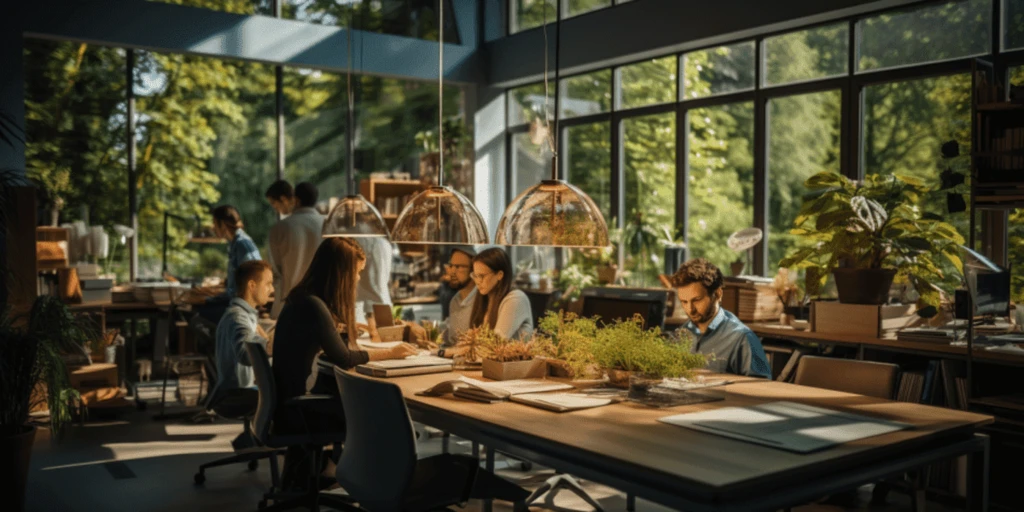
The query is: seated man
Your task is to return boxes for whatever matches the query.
[670,258,770,378]
[215,260,274,391]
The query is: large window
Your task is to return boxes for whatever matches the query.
[764,24,848,86]
[681,42,755,99]
[509,83,553,127]
[618,57,677,109]
[1005,0,1024,50]
[511,0,556,34]
[857,0,991,72]
[767,91,842,274]
[623,112,676,286]
[560,70,612,119]
[567,0,611,17]
[566,122,612,220]
[280,0,459,42]
[687,103,755,274]
[862,74,972,237]
[1011,208,1024,303]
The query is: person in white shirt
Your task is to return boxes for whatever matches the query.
[442,246,477,344]
[267,181,324,319]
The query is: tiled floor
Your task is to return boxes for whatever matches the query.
[26,406,959,512]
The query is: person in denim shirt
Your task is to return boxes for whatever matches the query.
[199,205,262,323]
[671,258,770,378]
[215,260,274,391]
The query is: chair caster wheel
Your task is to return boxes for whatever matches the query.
[194,472,206,485]
[520,462,533,471]
[248,460,259,471]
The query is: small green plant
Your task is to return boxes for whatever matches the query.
[554,264,596,302]
[590,315,706,379]
[535,311,601,378]
[779,171,965,316]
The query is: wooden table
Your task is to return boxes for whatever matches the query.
[751,323,1024,367]
[376,371,992,512]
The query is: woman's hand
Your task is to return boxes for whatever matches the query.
[387,343,419,360]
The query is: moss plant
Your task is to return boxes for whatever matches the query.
[535,311,601,378]
[590,315,706,379]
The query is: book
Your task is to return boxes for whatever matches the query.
[354,355,453,378]
[509,393,614,412]
[417,376,574,403]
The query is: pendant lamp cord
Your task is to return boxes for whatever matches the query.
[541,0,561,180]
[437,0,445,188]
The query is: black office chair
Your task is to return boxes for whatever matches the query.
[333,368,530,512]
[246,343,356,512]
[193,385,283,486]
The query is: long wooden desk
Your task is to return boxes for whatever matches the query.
[377,370,993,512]
[751,323,1024,367]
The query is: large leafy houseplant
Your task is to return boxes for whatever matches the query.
[779,172,964,316]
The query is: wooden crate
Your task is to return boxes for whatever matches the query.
[721,284,783,322]
[811,301,918,338]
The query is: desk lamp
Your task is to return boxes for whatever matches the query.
[726,227,762,276]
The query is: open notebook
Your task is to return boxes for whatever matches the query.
[659,401,912,454]
[509,393,615,412]
[418,376,574,403]
[355,355,453,378]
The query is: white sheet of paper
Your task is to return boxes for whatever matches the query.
[519,393,612,408]
[357,340,404,350]
[459,376,574,396]
[364,355,453,369]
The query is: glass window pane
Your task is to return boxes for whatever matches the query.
[24,40,130,281]
[863,74,971,239]
[623,112,676,286]
[512,0,556,34]
[1011,65,1024,86]
[512,132,553,197]
[1005,0,1024,51]
[764,24,848,86]
[560,70,612,119]
[618,56,677,109]
[687,103,755,274]
[284,67,346,206]
[681,41,755,99]
[566,122,612,220]
[567,0,611,17]
[147,0,269,15]
[857,0,991,72]
[767,91,842,275]
[509,83,554,127]
[281,0,459,42]
[1012,208,1024,304]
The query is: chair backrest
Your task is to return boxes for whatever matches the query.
[245,342,277,444]
[334,368,418,511]
[794,355,899,400]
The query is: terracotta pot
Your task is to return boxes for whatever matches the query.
[1,425,36,512]
[482,358,547,381]
[606,368,636,389]
[832,268,897,305]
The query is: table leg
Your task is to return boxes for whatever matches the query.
[966,434,990,512]
[484,447,495,512]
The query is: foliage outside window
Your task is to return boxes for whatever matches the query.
[681,41,755,99]
[512,0,556,33]
[148,0,269,15]
[560,70,612,119]
[509,83,553,127]
[764,24,847,86]
[566,122,612,221]
[622,113,676,286]
[1011,208,1024,303]
[857,0,991,72]
[687,103,755,274]
[1007,0,1024,50]
[511,131,556,277]
[768,91,842,275]
[567,0,611,17]
[862,74,972,240]
[618,57,677,109]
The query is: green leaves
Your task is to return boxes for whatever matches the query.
[805,171,847,189]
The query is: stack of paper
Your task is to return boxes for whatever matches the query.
[355,355,453,377]
[418,376,573,403]
[509,393,613,412]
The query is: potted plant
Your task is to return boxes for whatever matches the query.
[452,325,547,380]
[778,172,965,316]
[1,296,90,512]
[534,310,601,379]
[590,315,706,389]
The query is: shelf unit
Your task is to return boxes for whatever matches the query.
[360,178,428,253]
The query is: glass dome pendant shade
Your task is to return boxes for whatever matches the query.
[322,194,391,238]
[495,158,609,248]
[390,0,490,245]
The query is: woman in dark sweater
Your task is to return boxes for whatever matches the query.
[272,237,416,489]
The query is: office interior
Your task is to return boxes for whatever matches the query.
[2,0,1024,511]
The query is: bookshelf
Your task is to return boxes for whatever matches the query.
[360,178,427,253]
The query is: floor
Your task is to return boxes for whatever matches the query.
[26,405,962,512]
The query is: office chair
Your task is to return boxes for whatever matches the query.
[334,368,531,512]
[246,343,357,512]
[193,385,283,485]
[793,356,899,399]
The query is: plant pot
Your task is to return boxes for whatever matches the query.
[597,265,619,285]
[482,358,547,381]
[104,345,118,364]
[832,268,897,305]
[1,425,36,512]
[606,368,636,389]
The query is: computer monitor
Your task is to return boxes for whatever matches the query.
[580,287,669,330]
[962,246,1012,317]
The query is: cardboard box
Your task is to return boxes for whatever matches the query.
[811,301,918,338]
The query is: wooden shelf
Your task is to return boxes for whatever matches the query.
[977,102,1024,111]
[970,395,1024,413]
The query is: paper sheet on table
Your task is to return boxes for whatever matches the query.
[659,401,911,453]
[458,376,574,396]
[363,355,453,369]
[357,340,404,350]
[510,393,613,412]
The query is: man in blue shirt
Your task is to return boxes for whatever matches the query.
[671,258,771,378]
[215,260,274,391]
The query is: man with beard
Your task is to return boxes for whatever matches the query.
[440,246,477,346]
[671,258,770,378]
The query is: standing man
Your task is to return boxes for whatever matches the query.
[267,181,324,319]
[670,258,770,378]
[215,260,274,392]
[442,246,476,345]
[265,180,296,217]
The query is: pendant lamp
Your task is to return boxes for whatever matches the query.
[390,0,490,245]
[322,4,390,239]
[494,0,609,248]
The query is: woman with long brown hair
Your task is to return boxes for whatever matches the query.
[272,237,416,490]
[468,247,533,340]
